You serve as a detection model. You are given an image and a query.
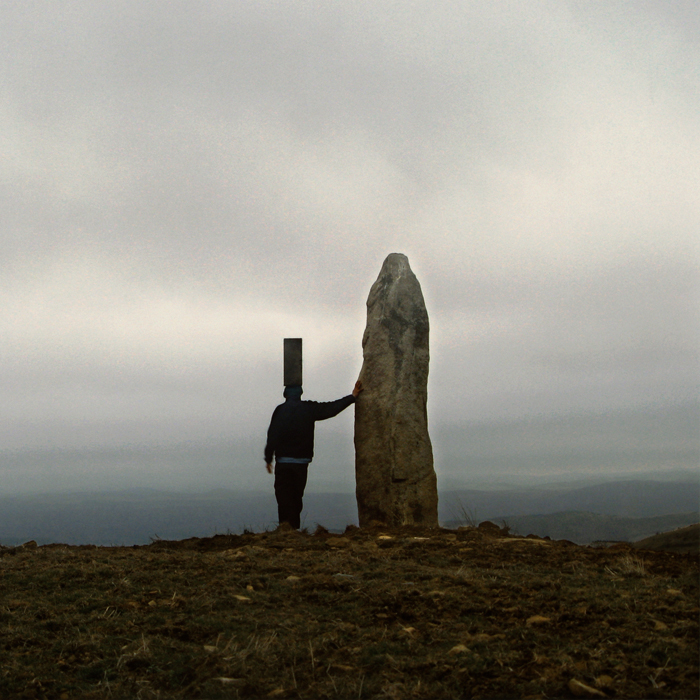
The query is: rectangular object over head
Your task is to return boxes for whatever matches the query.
[284,338,303,386]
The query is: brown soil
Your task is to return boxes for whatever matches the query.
[1,523,697,699]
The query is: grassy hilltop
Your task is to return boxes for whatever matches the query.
[1,524,697,699]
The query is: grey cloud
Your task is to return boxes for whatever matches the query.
[0,2,698,491]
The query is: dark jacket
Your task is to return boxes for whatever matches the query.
[264,395,356,464]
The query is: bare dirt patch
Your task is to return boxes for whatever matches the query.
[1,524,697,698]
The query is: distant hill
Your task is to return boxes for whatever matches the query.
[447,510,700,545]
[634,523,700,553]
[0,490,274,546]
[0,490,358,546]
[439,479,700,521]
[0,478,697,546]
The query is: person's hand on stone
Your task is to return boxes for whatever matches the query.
[353,380,363,397]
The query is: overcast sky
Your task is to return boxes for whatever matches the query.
[1,1,698,493]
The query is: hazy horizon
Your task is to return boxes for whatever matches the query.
[1,475,697,547]
[1,403,696,496]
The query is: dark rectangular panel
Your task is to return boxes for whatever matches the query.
[283,338,303,386]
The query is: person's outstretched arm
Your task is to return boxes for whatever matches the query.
[312,381,363,421]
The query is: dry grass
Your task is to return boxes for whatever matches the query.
[0,524,697,699]
[604,553,648,578]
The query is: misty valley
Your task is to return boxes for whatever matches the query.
[0,476,697,548]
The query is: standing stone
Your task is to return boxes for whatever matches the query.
[354,253,438,527]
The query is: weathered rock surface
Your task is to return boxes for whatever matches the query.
[354,253,438,527]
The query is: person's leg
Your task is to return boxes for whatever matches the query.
[287,464,308,529]
[274,463,308,529]
[274,464,296,526]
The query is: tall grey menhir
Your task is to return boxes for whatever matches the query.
[354,253,439,527]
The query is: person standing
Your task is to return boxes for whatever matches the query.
[265,380,363,529]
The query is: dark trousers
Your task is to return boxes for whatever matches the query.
[274,463,308,529]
